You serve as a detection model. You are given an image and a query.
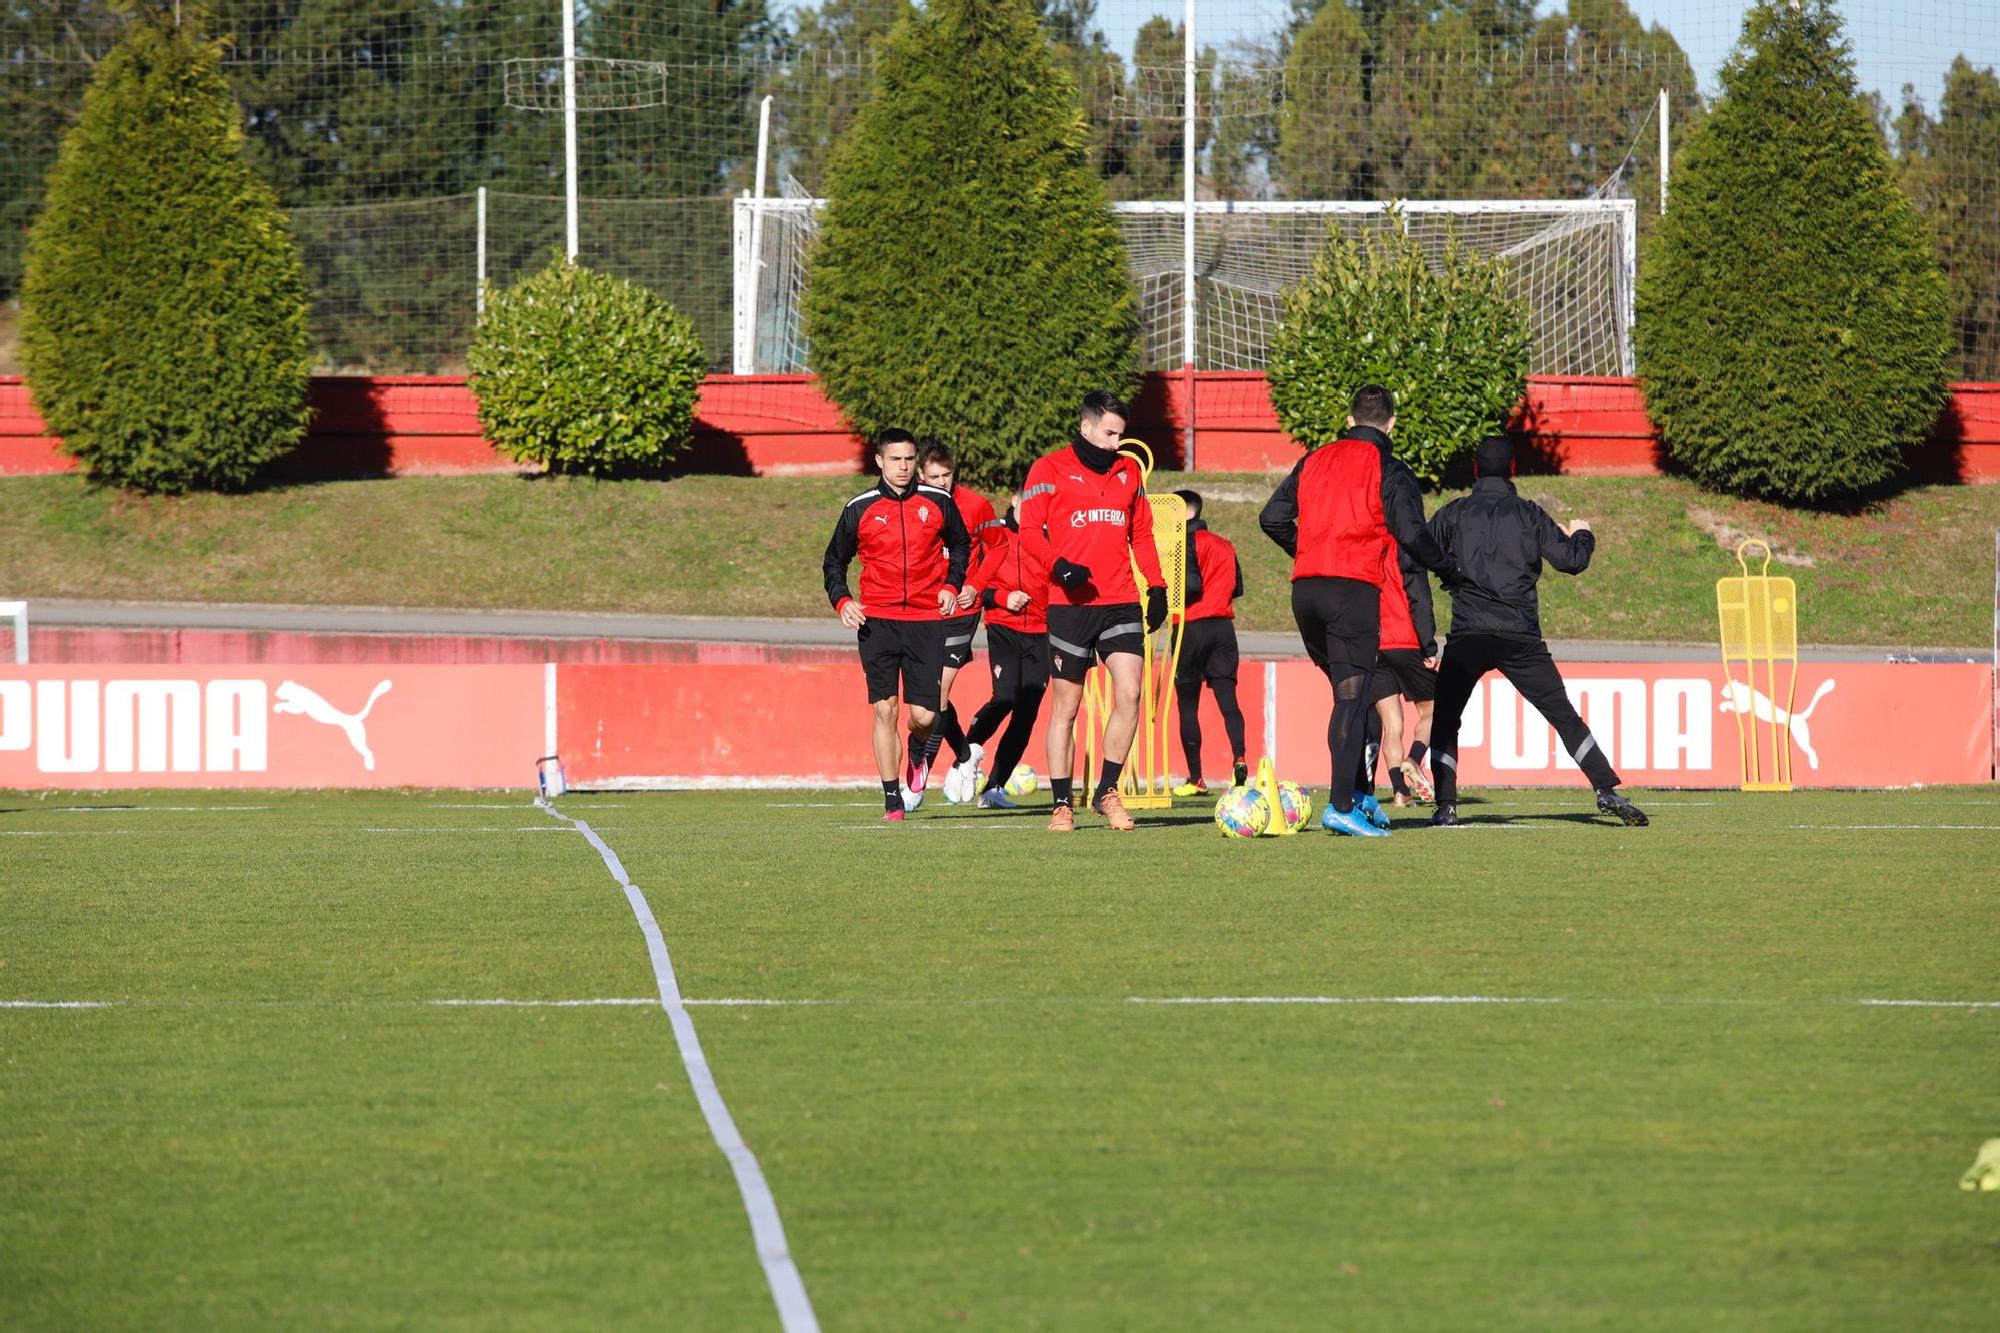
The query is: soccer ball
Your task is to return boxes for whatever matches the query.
[1273,780,1312,832]
[1214,786,1271,839]
[1004,765,1039,797]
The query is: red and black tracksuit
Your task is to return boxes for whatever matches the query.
[965,516,1052,795]
[823,479,970,708]
[1019,438,1167,683]
[1175,521,1246,785]
[1259,425,1457,810]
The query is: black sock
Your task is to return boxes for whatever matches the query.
[882,780,902,812]
[921,730,944,766]
[1096,759,1124,800]
[1388,766,1410,796]
[1051,777,1074,808]
[939,703,969,764]
[1408,740,1429,767]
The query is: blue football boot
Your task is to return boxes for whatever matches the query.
[1353,790,1390,829]
[1322,802,1390,838]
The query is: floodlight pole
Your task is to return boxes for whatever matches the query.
[476,187,487,318]
[563,0,579,260]
[1659,87,1670,216]
[745,95,774,376]
[1182,0,1198,469]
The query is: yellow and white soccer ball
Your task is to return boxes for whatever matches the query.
[1004,765,1039,798]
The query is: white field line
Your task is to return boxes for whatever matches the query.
[431,997,835,1008]
[1787,824,2000,832]
[51,805,272,813]
[361,826,592,833]
[0,1000,117,1009]
[9,995,1999,1013]
[1128,995,1563,1006]
[1,830,138,837]
[535,798,819,1333]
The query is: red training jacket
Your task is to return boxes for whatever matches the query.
[821,480,970,621]
[1184,528,1241,622]
[1377,541,1419,650]
[982,522,1049,634]
[1264,437,1394,587]
[1018,444,1165,608]
[938,483,1009,597]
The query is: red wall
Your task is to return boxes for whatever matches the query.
[5,373,1999,481]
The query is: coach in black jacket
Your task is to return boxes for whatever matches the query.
[1426,436,1648,828]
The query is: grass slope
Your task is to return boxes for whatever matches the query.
[3,787,1997,1328]
[1,472,1994,646]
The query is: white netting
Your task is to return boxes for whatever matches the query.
[735,197,1635,377]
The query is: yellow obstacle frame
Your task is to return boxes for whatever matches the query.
[1715,538,1800,792]
[1077,439,1189,808]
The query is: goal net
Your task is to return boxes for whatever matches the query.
[734,196,1635,378]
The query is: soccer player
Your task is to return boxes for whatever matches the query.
[1368,540,1440,807]
[1169,489,1248,797]
[1018,390,1169,832]
[964,494,1050,809]
[910,441,1009,805]
[822,428,970,821]
[1425,435,1648,828]
[1259,384,1457,838]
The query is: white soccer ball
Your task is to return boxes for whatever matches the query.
[1004,765,1039,797]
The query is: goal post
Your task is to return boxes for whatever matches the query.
[733,195,1638,379]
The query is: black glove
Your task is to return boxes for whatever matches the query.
[1145,585,1169,632]
[1051,558,1092,590]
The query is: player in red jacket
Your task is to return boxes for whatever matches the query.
[1258,385,1457,838]
[822,429,971,821]
[913,441,1010,805]
[962,495,1050,809]
[1168,490,1249,797]
[1018,391,1168,832]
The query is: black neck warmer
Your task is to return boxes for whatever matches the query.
[1071,432,1118,475]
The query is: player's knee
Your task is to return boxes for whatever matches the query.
[907,705,936,730]
[871,697,900,724]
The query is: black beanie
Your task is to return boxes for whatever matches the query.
[1475,435,1514,478]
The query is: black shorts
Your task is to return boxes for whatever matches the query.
[1369,647,1439,704]
[984,622,1050,700]
[1291,576,1379,673]
[1046,602,1146,684]
[1176,617,1240,689]
[941,611,982,669]
[857,618,944,709]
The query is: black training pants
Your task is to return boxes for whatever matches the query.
[967,623,1049,792]
[1174,617,1246,783]
[1291,576,1378,814]
[1430,632,1620,805]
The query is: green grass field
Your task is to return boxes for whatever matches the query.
[4,786,1998,1329]
[3,472,1996,646]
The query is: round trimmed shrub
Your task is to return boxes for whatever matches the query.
[1267,212,1530,484]
[468,254,706,476]
[1635,0,1951,504]
[20,9,312,493]
[802,0,1140,490]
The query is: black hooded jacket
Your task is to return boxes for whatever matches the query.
[1428,476,1594,640]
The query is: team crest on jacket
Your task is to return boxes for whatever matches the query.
[917,503,931,523]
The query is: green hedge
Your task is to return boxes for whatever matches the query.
[1635,0,1951,504]
[20,10,311,493]
[802,0,1140,490]
[1267,212,1530,484]
[468,254,706,476]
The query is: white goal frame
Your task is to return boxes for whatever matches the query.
[732,195,1637,380]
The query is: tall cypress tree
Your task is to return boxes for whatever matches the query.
[21,5,311,492]
[802,0,1140,488]
[1635,0,1950,504]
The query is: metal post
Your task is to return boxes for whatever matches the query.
[475,187,487,318]
[563,0,579,260]
[1620,199,1637,375]
[1182,0,1198,469]
[745,95,774,376]
[1659,87,1670,217]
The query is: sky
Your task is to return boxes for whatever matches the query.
[1092,0,2000,107]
